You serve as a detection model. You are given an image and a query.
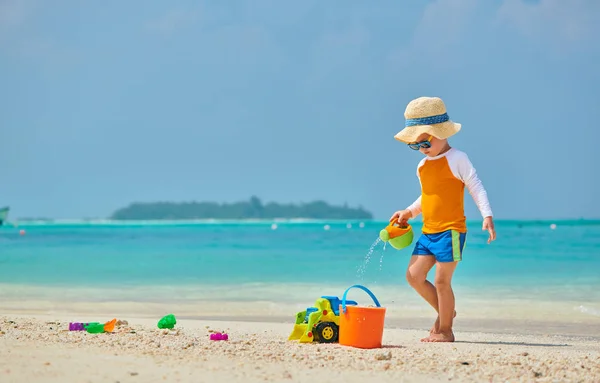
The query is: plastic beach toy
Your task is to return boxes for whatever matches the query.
[157,314,177,329]
[210,333,228,341]
[339,284,386,349]
[69,322,100,331]
[379,221,414,250]
[85,319,117,334]
[288,294,358,344]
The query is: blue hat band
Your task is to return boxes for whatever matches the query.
[405,113,449,127]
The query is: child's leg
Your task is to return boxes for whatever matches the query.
[405,255,437,310]
[406,234,438,310]
[422,260,458,342]
[431,302,457,336]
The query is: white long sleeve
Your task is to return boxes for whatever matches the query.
[452,151,494,218]
[406,195,422,218]
[405,158,425,218]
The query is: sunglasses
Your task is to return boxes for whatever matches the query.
[408,135,433,150]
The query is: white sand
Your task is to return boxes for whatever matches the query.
[1,314,599,383]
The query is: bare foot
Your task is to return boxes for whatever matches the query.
[421,331,455,343]
[429,310,457,335]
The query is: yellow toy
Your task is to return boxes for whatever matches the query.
[288,295,357,343]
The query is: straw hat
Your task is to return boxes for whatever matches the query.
[394,97,461,143]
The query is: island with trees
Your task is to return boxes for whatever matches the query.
[110,196,373,220]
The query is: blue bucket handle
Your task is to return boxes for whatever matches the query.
[341,284,382,314]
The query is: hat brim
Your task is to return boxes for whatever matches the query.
[394,121,462,144]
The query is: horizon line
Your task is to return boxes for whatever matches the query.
[2,217,599,225]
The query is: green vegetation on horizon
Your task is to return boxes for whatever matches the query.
[110,196,373,220]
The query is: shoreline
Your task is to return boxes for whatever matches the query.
[1,282,599,339]
[1,314,599,383]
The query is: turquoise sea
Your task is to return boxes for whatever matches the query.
[1,220,599,322]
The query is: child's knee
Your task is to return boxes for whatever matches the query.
[406,269,426,286]
[434,274,452,288]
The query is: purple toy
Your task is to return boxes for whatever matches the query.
[69,322,98,331]
[69,322,84,331]
[210,332,229,341]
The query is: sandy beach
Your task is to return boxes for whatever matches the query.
[1,313,599,383]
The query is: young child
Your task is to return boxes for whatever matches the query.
[390,96,496,343]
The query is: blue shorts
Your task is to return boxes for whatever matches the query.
[412,230,466,263]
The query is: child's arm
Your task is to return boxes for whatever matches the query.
[391,160,424,224]
[405,159,424,219]
[390,195,421,225]
[456,153,493,218]
[406,195,422,218]
[455,151,496,243]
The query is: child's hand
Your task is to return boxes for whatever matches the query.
[390,209,412,226]
[483,216,496,244]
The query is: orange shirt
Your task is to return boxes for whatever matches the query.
[406,148,493,234]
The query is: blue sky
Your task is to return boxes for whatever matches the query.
[1,0,599,220]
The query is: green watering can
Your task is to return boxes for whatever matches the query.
[379,221,414,250]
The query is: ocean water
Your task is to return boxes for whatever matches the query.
[1,220,599,320]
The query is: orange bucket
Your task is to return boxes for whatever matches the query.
[338,285,386,349]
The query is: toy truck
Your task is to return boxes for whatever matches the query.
[288,295,357,343]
